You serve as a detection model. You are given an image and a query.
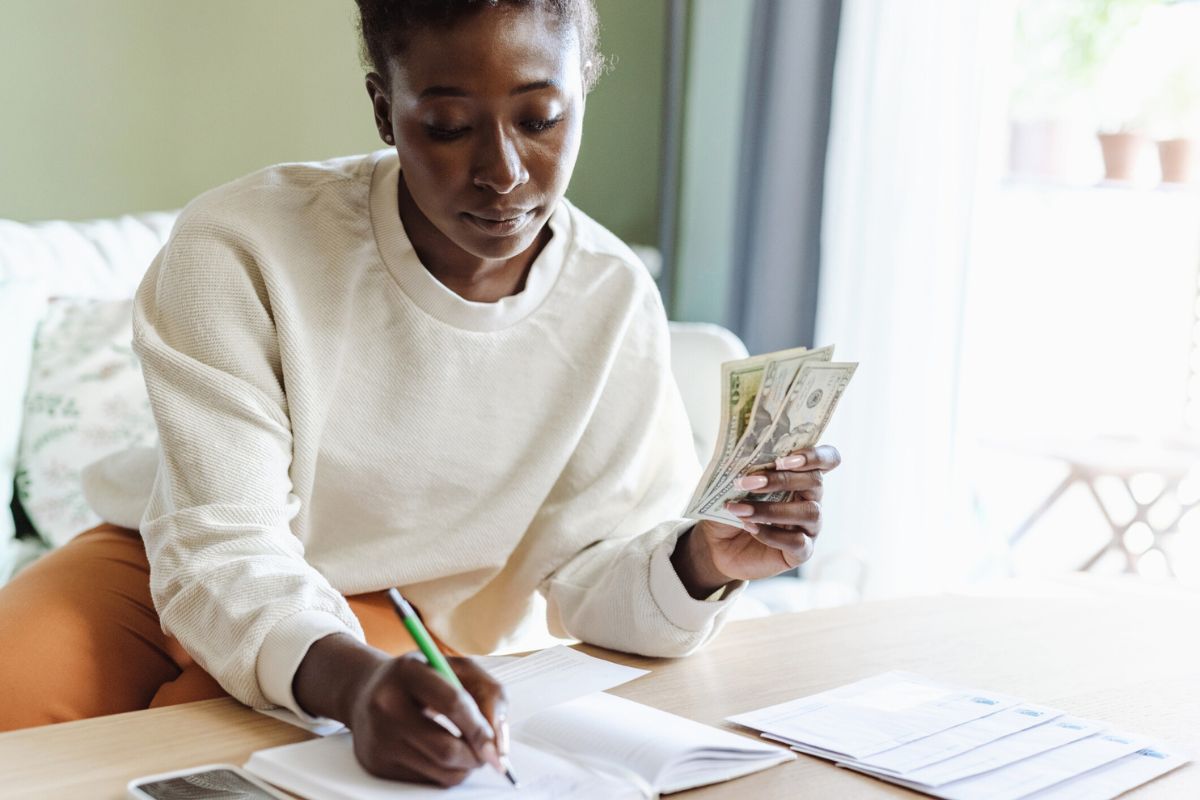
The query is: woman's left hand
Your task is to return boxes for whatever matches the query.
[693,445,841,584]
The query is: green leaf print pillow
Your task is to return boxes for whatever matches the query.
[16,298,158,548]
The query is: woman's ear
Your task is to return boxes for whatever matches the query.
[365,72,395,145]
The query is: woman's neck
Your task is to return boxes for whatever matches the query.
[397,177,550,303]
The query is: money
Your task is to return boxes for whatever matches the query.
[685,346,857,525]
[686,347,806,513]
[695,346,833,509]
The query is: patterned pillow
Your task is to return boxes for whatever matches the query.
[0,280,49,581]
[16,298,158,548]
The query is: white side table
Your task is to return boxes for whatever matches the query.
[1007,434,1200,575]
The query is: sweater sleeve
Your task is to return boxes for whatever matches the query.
[539,281,744,657]
[133,211,363,715]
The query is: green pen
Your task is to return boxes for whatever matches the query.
[386,587,519,788]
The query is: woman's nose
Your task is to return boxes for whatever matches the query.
[473,127,528,195]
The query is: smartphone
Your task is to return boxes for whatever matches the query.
[127,763,287,799]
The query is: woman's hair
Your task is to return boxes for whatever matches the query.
[355,0,605,92]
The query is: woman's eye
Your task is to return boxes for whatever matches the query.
[424,124,469,141]
[523,115,564,133]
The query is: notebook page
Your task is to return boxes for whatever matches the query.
[727,672,1017,759]
[487,646,649,722]
[245,733,641,800]
[1020,744,1190,800]
[927,731,1150,800]
[855,703,1063,774]
[516,692,793,793]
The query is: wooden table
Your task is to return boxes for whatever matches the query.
[2,575,1197,798]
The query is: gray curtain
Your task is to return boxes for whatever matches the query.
[730,0,842,354]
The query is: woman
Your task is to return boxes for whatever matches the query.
[0,0,839,787]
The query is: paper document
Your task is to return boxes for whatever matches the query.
[486,645,649,722]
[730,672,1190,800]
[727,672,1017,759]
[1020,743,1190,800]
[257,647,641,735]
[472,654,519,673]
[856,703,1062,774]
[907,730,1151,800]
[891,716,1104,786]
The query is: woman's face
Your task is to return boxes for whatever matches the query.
[368,6,585,262]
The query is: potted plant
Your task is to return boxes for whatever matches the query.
[1093,44,1153,182]
[1142,51,1200,184]
[1009,0,1158,182]
[1069,0,1160,181]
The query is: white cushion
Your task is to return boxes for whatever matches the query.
[16,298,158,548]
[0,212,178,300]
[0,211,176,562]
[667,322,750,463]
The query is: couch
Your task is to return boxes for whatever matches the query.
[0,211,749,584]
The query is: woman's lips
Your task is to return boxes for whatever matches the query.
[461,209,535,237]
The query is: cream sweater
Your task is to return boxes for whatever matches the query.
[133,150,741,717]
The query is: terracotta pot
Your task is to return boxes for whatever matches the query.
[1096,132,1147,182]
[1157,138,1196,184]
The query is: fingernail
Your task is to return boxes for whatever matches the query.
[735,475,768,491]
[725,502,755,517]
[743,521,760,534]
[777,454,807,470]
[481,740,505,775]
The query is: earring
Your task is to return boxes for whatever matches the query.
[384,134,395,144]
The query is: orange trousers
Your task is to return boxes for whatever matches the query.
[0,524,425,732]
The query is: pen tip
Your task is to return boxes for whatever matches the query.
[500,756,520,789]
[387,587,415,617]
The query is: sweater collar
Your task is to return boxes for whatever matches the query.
[369,149,567,332]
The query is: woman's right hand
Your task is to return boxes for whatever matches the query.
[349,653,508,786]
[293,634,508,787]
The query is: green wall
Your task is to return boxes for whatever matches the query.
[572,0,667,248]
[671,0,755,326]
[0,1,378,222]
[0,0,666,249]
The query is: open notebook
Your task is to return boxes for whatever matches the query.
[245,692,794,799]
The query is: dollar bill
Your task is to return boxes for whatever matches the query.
[688,361,857,524]
[683,353,777,514]
[694,346,833,509]
[742,360,857,473]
